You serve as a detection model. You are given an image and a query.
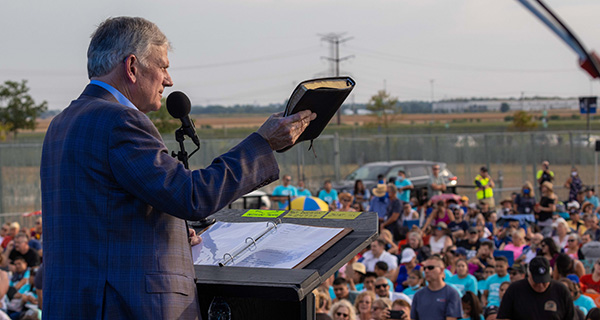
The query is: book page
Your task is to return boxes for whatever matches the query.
[192,221,346,269]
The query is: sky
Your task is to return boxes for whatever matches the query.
[1,0,600,110]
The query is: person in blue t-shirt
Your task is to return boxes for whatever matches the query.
[296,180,312,197]
[447,259,478,297]
[272,175,298,209]
[369,184,389,222]
[395,170,413,203]
[482,256,510,307]
[318,180,339,209]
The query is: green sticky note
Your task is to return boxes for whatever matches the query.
[284,210,329,219]
[242,209,284,218]
[324,211,362,220]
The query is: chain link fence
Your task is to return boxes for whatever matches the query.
[2,130,599,226]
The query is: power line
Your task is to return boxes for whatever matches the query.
[319,33,354,124]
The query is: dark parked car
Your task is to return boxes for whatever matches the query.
[334,160,458,202]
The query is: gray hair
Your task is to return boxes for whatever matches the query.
[87,17,170,78]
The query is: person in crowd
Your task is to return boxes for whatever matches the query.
[314,289,333,320]
[1,223,18,250]
[297,180,312,197]
[508,263,526,282]
[475,166,495,208]
[584,187,600,213]
[500,228,527,262]
[332,277,360,305]
[353,291,375,320]
[427,164,446,199]
[427,222,453,255]
[461,291,483,320]
[401,269,424,299]
[553,253,585,279]
[482,256,510,307]
[449,208,469,240]
[498,281,510,302]
[443,245,462,275]
[3,234,40,271]
[361,239,398,273]
[392,248,419,292]
[0,223,8,247]
[460,196,470,214]
[513,181,536,215]
[553,217,570,249]
[8,267,38,319]
[447,258,478,297]
[390,299,411,320]
[470,241,495,278]
[565,167,584,203]
[339,192,356,212]
[381,184,402,241]
[539,237,561,267]
[458,227,482,259]
[498,256,575,320]
[362,272,377,292]
[564,277,597,317]
[537,160,555,190]
[395,170,413,204]
[30,218,42,242]
[403,230,431,263]
[568,202,586,235]
[478,264,496,296]
[374,277,411,304]
[536,181,557,237]
[346,262,367,292]
[581,258,600,294]
[584,215,600,240]
[411,256,463,320]
[9,257,30,295]
[374,262,393,284]
[399,202,419,229]
[497,198,513,217]
[380,229,399,255]
[516,232,541,264]
[583,202,596,217]
[319,180,339,210]
[351,180,369,211]
[565,233,584,260]
[423,201,455,231]
[485,212,499,238]
[370,298,392,320]
[483,305,498,320]
[557,278,586,319]
[465,203,480,226]
[272,174,298,209]
[369,184,389,224]
[330,300,356,320]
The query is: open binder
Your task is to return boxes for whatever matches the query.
[192,219,352,269]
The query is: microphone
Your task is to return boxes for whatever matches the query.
[166,91,200,147]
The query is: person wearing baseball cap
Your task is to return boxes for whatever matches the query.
[497,257,575,320]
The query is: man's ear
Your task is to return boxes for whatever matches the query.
[123,54,139,83]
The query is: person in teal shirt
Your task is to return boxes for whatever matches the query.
[272,175,298,209]
[318,180,339,209]
[482,256,510,307]
[447,259,478,297]
[564,276,597,316]
[402,269,425,299]
[296,180,312,197]
[395,170,413,203]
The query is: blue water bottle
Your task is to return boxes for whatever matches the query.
[208,296,231,320]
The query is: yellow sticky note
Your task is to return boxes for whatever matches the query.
[323,211,362,220]
[284,210,329,219]
[242,209,284,218]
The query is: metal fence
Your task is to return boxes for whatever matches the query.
[2,130,599,226]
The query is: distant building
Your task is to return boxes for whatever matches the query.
[432,98,578,112]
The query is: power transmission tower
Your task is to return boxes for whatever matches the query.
[319,33,354,125]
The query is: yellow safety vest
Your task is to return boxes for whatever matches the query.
[475,175,493,199]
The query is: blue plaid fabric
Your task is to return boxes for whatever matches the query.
[40,84,279,319]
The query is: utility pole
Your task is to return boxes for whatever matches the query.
[320,33,354,125]
[430,79,435,123]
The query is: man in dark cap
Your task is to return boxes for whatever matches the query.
[497,257,574,320]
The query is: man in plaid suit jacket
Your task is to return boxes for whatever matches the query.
[40,17,315,319]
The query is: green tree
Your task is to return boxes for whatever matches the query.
[511,110,537,131]
[500,102,510,113]
[148,97,180,133]
[367,90,400,128]
[0,80,47,137]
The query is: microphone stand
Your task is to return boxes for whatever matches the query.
[171,127,215,235]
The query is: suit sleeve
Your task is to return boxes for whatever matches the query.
[108,108,279,220]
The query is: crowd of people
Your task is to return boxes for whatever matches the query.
[279,161,600,320]
[0,218,43,320]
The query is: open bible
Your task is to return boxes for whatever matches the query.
[191,220,352,269]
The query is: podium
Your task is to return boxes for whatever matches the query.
[193,209,378,320]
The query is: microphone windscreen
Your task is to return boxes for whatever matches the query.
[166,91,191,119]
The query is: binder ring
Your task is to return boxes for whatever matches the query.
[222,253,233,266]
[266,220,279,230]
[245,237,257,248]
